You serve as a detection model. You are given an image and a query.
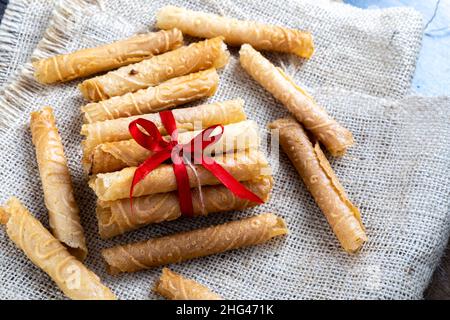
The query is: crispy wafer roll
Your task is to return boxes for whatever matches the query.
[89,149,268,202]
[81,68,219,123]
[97,176,272,238]
[81,99,246,170]
[30,107,87,260]
[240,44,353,156]
[157,6,314,58]
[0,198,116,300]
[269,118,366,253]
[79,37,229,101]
[102,213,287,274]
[89,120,259,174]
[33,29,183,84]
[155,268,223,300]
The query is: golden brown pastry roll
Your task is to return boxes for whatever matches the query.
[97,176,272,238]
[157,6,314,58]
[240,44,354,156]
[102,213,287,274]
[155,268,223,300]
[30,107,87,261]
[89,120,259,174]
[79,37,229,101]
[89,149,269,202]
[0,198,116,300]
[81,68,219,123]
[81,99,246,171]
[33,29,183,84]
[269,118,366,253]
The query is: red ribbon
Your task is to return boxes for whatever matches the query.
[128,110,263,216]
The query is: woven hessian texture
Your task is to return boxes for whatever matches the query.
[1,0,449,300]
[0,0,55,89]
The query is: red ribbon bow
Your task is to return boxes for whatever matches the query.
[129,110,263,216]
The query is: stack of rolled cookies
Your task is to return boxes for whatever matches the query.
[86,98,274,239]
[33,29,275,240]
[85,97,285,273]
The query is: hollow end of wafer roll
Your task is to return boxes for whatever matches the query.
[89,144,128,175]
[104,260,121,276]
[214,38,230,69]
[0,198,25,228]
[328,145,351,158]
[154,268,224,300]
[265,213,289,238]
[95,204,115,240]
[294,33,314,59]
[32,60,48,84]
[156,5,178,29]
[268,117,296,131]
[341,231,367,254]
[0,206,9,225]
[79,80,108,102]
[67,247,87,262]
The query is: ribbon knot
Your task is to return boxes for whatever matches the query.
[129,110,263,216]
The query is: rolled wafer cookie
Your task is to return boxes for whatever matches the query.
[101,213,288,274]
[240,44,353,156]
[81,99,247,171]
[89,149,269,202]
[33,29,183,84]
[96,176,273,238]
[81,68,219,123]
[79,37,229,101]
[89,120,259,174]
[269,118,366,253]
[30,107,87,260]
[155,268,223,300]
[0,198,116,300]
[156,6,314,58]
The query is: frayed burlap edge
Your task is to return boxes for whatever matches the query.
[0,0,100,133]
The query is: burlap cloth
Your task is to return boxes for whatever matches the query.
[0,0,55,89]
[0,0,449,300]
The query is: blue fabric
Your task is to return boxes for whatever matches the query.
[345,0,450,96]
[0,0,8,21]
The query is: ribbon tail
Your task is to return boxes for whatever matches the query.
[200,156,264,204]
[130,149,172,210]
[172,156,194,216]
